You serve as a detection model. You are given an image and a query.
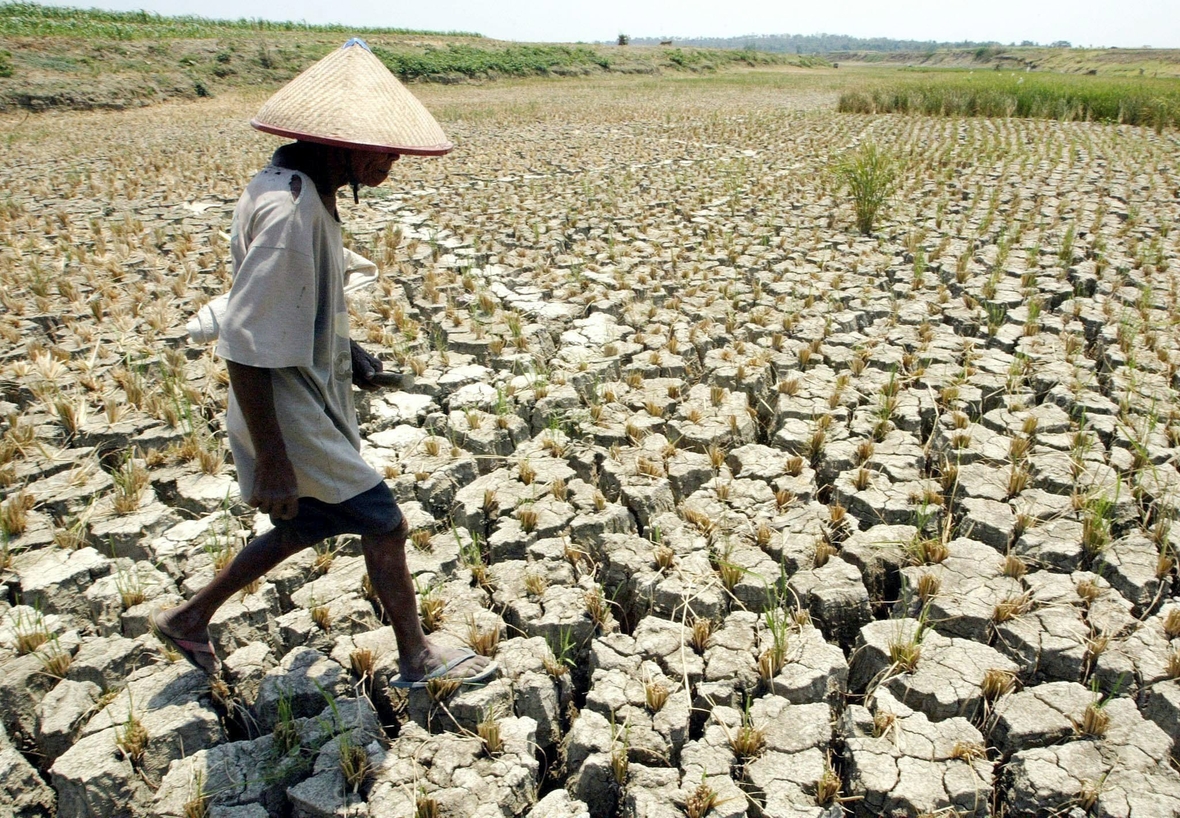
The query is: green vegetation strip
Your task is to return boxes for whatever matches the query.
[371,44,610,80]
[838,71,1180,129]
[0,2,479,39]
[370,43,809,80]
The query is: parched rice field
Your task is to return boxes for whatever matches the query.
[1,68,1180,817]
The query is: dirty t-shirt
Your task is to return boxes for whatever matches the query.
[217,165,380,505]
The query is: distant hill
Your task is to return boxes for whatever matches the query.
[625,34,1180,78]
[627,34,1010,53]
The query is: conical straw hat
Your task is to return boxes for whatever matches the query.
[251,38,452,156]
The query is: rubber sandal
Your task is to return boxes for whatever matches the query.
[390,650,499,689]
[149,611,222,678]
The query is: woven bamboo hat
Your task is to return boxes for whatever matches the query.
[251,38,452,156]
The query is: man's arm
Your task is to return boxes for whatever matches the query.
[226,360,299,520]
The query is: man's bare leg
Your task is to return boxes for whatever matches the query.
[153,526,307,675]
[361,520,492,682]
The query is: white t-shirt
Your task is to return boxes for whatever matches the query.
[217,165,381,505]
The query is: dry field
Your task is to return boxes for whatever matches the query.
[1,67,1180,817]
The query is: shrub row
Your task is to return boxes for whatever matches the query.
[372,44,611,80]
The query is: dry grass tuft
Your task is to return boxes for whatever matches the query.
[950,740,988,761]
[349,648,375,680]
[888,638,921,672]
[980,668,1017,700]
[426,676,461,703]
[993,592,1034,624]
[338,734,370,792]
[1001,553,1027,579]
[1076,701,1110,737]
[115,711,149,767]
[689,618,714,654]
[916,572,941,602]
[683,781,720,818]
[466,616,500,657]
[1163,608,1180,640]
[814,761,842,806]
[645,679,670,712]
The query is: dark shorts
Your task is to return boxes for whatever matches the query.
[271,480,404,546]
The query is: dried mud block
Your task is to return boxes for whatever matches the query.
[631,616,705,685]
[66,633,154,689]
[1002,698,1180,817]
[406,677,515,735]
[51,728,153,818]
[850,618,1019,721]
[12,546,111,622]
[840,523,916,603]
[990,681,1093,756]
[209,582,281,656]
[221,641,276,709]
[1093,601,1180,694]
[788,557,872,649]
[842,690,993,817]
[496,636,572,752]
[365,718,538,818]
[703,611,759,687]
[1014,517,1086,573]
[35,678,101,764]
[0,723,56,817]
[739,697,837,818]
[900,538,1023,642]
[764,621,849,706]
[585,666,683,766]
[55,663,221,817]
[1138,680,1180,757]
[620,764,681,818]
[1100,534,1169,614]
[253,647,349,732]
[993,603,1090,684]
[286,733,381,817]
[84,559,177,637]
[152,697,378,817]
[958,497,1016,550]
[88,494,184,561]
[677,710,756,818]
[0,644,78,747]
[526,790,590,818]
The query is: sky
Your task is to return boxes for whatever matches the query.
[27,0,1178,48]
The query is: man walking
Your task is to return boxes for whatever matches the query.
[152,39,495,690]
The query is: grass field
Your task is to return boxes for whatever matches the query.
[837,70,1180,129]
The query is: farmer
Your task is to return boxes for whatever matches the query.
[151,39,496,689]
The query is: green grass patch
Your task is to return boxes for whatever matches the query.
[0,2,480,39]
[837,70,1180,129]
[372,43,610,80]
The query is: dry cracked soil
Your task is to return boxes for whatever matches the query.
[0,71,1179,818]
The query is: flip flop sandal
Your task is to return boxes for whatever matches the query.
[149,611,222,678]
[390,650,499,689]
[367,371,402,388]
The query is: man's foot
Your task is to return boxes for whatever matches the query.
[149,609,221,677]
[393,641,497,688]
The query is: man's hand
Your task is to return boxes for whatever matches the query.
[251,451,299,520]
[350,340,400,390]
[226,360,300,521]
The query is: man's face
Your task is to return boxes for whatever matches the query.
[351,150,398,187]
